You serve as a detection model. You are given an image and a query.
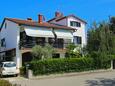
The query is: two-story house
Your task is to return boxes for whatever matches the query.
[0,12,86,68]
[48,12,87,47]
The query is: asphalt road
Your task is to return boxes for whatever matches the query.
[6,70,115,86]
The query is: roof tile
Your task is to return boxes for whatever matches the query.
[5,18,75,30]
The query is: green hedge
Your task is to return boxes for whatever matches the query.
[20,66,26,76]
[30,57,110,76]
[0,79,12,86]
[0,79,20,86]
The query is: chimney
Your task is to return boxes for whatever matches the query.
[55,11,63,18]
[38,14,43,23]
[27,18,32,21]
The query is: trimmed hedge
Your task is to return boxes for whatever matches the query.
[30,57,110,76]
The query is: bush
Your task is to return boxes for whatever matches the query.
[32,45,43,60]
[29,57,110,76]
[0,79,12,86]
[66,43,82,58]
[90,52,111,69]
[20,66,26,76]
[0,79,20,86]
[32,44,55,60]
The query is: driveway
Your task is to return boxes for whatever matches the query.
[7,70,115,86]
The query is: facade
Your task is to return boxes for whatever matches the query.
[0,12,86,68]
[48,12,87,47]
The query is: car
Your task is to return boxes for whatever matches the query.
[0,61,19,77]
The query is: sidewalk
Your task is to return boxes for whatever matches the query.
[29,69,113,80]
[11,69,115,86]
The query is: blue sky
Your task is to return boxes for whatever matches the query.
[0,0,115,27]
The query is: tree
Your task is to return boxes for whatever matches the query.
[110,16,115,34]
[32,44,55,60]
[87,21,115,68]
[32,45,43,60]
[42,44,56,59]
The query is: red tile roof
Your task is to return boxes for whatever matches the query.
[48,15,87,24]
[4,18,75,30]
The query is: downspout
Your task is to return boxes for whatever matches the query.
[52,28,57,42]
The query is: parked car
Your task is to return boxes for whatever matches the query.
[0,61,19,77]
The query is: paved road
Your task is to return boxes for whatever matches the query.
[6,71,115,86]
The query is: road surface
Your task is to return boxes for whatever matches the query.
[5,70,115,86]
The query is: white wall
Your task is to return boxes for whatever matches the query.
[49,16,86,47]
[67,16,86,47]
[0,20,19,49]
[0,20,7,51]
[49,18,73,43]
[0,20,21,68]
[49,18,67,26]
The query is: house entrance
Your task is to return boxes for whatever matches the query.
[22,52,33,65]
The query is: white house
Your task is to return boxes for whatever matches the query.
[0,12,86,68]
[48,12,87,47]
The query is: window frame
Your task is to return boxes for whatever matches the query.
[74,36,82,44]
[70,21,81,27]
[1,38,6,47]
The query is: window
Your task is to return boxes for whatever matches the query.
[35,37,45,46]
[70,21,81,27]
[48,38,55,44]
[74,36,82,44]
[1,38,6,47]
[52,53,60,58]
[4,63,16,67]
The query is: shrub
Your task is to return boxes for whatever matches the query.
[90,52,111,69]
[66,43,82,58]
[20,66,26,76]
[0,79,20,86]
[29,57,110,76]
[32,45,43,60]
[32,44,55,60]
[0,79,12,86]
[42,44,56,59]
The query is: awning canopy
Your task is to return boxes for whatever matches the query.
[54,29,73,39]
[24,27,54,38]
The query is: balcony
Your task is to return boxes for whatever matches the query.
[20,32,72,51]
[20,41,69,49]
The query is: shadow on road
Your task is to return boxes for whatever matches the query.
[0,75,16,78]
[86,78,115,86]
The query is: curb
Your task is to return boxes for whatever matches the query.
[29,69,114,80]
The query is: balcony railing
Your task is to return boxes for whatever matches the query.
[20,42,70,49]
[19,34,72,49]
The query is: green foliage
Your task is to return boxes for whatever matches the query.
[66,43,82,58]
[29,57,110,75]
[87,21,115,64]
[89,52,111,69]
[20,66,26,76]
[42,44,56,59]
[32,45,43,60]
[0,79,20,86]
[110,16,115,34]
[0,79,12,86]
[32,44,55,60]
